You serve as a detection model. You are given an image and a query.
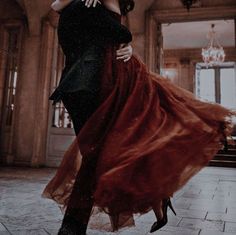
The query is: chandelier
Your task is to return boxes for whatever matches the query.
[181,0,198,11]
[201,24,225,67]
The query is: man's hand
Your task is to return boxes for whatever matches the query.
[82,0,101,7]
[116,44,133,63]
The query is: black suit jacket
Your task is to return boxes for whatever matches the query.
[49,0,132,105]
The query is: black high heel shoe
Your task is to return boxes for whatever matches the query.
[150,198,176,233]
[57,214,87,235]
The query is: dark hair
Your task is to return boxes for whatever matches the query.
[119,0,135,15]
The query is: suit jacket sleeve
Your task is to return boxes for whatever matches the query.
[73,1,132,44]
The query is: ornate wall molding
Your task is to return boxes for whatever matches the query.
[152,6,236,23]
[164,47,236,61]
[31,19,56,166]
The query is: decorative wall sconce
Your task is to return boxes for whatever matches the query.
[181,0,198,11]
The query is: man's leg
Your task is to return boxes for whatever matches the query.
[59,90,100,233]
[62,90,99,136]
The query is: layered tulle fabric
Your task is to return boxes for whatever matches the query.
[42,43,235,229]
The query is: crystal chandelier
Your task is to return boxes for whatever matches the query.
[201,24,225,67]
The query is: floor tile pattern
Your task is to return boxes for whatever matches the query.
[0,166,236,235]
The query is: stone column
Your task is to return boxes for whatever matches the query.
[179,57,192,91]
[0,25,8,165]
[13,34,41,166]
[31,21,55,167]
[0,25,8,126]
[189,61,196,93]
[145,13,158,72]
[126,0,155,63]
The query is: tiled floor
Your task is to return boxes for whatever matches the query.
[0,166,236,235]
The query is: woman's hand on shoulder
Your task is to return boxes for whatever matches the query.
[82,0,101,8]
[116,44,133,63]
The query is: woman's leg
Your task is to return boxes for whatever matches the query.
[59,90,100,233]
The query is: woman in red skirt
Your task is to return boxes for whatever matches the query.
[42,0,236,234]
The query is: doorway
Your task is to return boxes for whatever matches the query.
[196,62,236,109]
[161,19,235,91]
[45,24,75,167]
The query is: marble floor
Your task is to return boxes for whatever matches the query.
[0,166,236,235]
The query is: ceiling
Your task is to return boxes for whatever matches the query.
[162,19,235,49]
[13,0,53,35]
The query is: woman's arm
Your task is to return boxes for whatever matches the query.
[51,0,101,11]
[51,0,74,11]
[117,44,133,62]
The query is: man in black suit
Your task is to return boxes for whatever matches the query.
[50,0,133,135]
[49,1,133,234]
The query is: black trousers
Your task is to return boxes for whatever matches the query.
[61,90,100,225]
[62,90,99,136]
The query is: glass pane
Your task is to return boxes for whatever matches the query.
[162,69,178,84]
[52,102,72,129]
[220,68,236,109]
[4,28,20,126]
[197,69,215,102]
[51,33,73,129]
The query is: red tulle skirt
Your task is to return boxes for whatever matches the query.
[41,45,235,229]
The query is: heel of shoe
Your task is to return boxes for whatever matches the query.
[167,199,176,216]
[150,199,168,233]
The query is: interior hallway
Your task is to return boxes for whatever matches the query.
[0,166,236,235]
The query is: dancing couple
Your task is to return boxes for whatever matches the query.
[42,0,236,234]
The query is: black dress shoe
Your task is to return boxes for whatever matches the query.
[57,214,87,235]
